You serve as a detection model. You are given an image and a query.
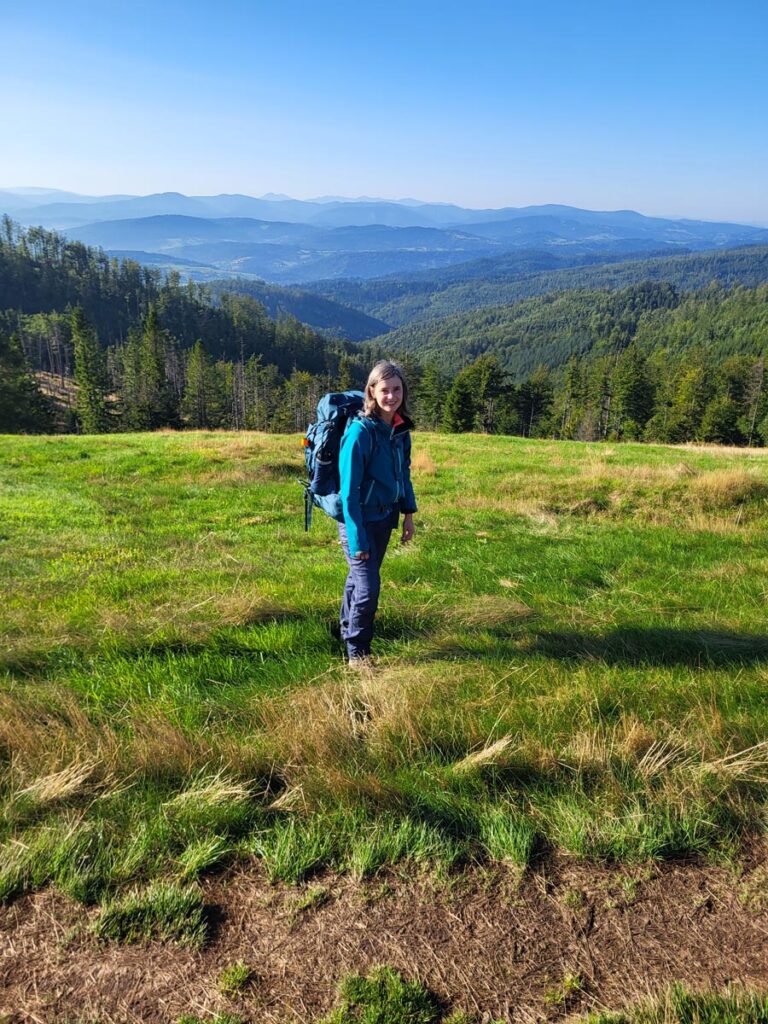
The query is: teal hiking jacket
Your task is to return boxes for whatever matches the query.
[338,411,418,555]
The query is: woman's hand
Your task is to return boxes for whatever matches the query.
[401,513,415,544]
[354,551,370,560]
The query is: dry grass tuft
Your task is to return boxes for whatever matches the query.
[126,715,215,779]
[440,594,532,630]
[15,757,104,807]
[0,691,119,777]
[688,468,768,508]
[635,739,696,780]
[260,681,364,789]
[510,500,561,528]
[615,717,656,760]
[451,735,516,774]
[561,719,689,778]
[698,741,768,784]
[164,767,253,808]
[411,450,437,476]
[269,785,307,812]
[257,663,486,802]
[359,664,487,762]
[578,459,611,481]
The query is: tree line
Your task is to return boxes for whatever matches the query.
[430,347,768,445]
[1,218,767,445]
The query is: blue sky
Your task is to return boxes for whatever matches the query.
[2,0,767,222]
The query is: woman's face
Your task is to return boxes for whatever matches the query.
[372,375,403,417]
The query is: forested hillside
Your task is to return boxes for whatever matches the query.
[407,282,768,446]
[207,278,389,340]
[0,219,370,434]
[2,218,768,448]
[377,281,768,376]
[313,245,768,326]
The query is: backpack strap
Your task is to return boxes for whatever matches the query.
[355,414,379,463]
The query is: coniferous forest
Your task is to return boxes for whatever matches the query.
[1,217,768,446]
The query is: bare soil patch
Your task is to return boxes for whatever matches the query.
[2,851,768,1023]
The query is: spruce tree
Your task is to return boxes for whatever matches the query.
[612,343,655,439]
[442,367,478,433]
[71,307,110,433]
[0,330,53,433]
[136,307,178,428]
[336,354,354,391]
[517,365,553,438]
[181,340,214,428]
[701,396,745,445]
[119,328,148,430]
[415,361,448,431]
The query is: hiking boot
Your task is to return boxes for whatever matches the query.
[347,654,375,673]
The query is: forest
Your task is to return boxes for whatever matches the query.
[313,244,768,327]
[1,219,767,446]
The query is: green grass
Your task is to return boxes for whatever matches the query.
[218,960,256,996]
[91,881,207,946]
[176,1016,245,1024]
[2,431,768,903]
[319,965,439,1024]
[313,971,768,1024]
[583,983,768,1022]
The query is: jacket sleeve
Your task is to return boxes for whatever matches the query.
[400,432,418,514]
[339,420,372,554]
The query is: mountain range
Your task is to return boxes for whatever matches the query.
[3,188,768,286]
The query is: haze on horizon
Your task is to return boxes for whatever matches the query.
[2,0,766,225]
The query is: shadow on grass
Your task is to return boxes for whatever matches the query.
[532,626,768,667]
[0,610,322,678]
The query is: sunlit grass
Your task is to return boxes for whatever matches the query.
[2,431,768,907]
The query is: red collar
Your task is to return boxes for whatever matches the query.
[392,412,404,428]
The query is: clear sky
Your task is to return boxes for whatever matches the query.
[2,0,767,223]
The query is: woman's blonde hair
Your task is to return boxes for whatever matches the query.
[363,360,412,420]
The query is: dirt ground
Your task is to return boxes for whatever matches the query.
[2,850,768,1024]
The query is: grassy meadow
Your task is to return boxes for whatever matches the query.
[2,428,768,920]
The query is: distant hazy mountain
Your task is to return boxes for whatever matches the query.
[0,187,135,213]
[6,187,765,237]
[66,215,502,284]
[6,188,768,288]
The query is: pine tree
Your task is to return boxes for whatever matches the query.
[71,307,110,433]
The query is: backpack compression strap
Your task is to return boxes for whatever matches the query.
[303,482,313,531]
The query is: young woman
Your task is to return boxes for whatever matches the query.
[337,361,417,665]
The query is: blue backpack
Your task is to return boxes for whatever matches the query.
[302,390,374,530]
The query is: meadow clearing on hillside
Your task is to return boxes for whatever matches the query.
[1,432,768,1021]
